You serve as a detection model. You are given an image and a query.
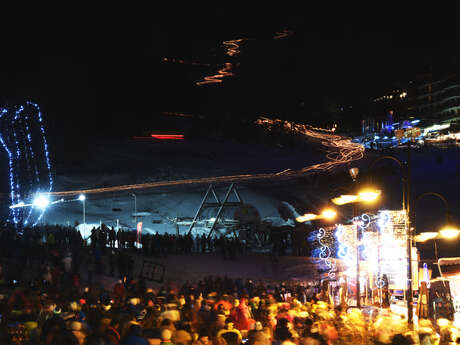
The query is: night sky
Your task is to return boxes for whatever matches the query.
[0,14,459,263]
[2,17,460,139]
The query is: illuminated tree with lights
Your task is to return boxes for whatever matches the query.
[0,102,53,226]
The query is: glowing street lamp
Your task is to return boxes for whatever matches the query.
[415,228,460,243]
[321,208,337,220]
[331,189,381,206]
[296,208,337,223]
[415,227,460,280]
[296,214,317,222]
[439,226,460,239]
[357,189,381,203]
[414,192,460,282]
[331,195,358,205]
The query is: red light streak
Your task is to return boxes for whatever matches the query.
[150,134,184,140]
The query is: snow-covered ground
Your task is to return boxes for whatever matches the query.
[42,136,333,238]
[50,187,291,239]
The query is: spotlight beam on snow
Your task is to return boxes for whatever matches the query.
[49,117,364,197]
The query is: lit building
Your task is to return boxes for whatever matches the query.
[360,56,460,146]
[362,85,413,136]
[414,60,460,122]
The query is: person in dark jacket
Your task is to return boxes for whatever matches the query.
[120,323,149,345]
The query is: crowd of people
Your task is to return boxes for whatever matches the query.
[1,267,458,344]
[0,224,458,344]
[0,223,294,261]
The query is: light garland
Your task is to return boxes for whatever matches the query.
[331,210,409,289]
[0,102,53,226]
[317,227,337,279]
[335,224,357,278]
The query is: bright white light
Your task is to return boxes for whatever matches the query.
[321,209,337,220]
[358,190,381,203]
[439,227,460,239]
[78,194,86,201]
[296,213,317,222]
[415,232,438,242]
[9,201,25,209]
[331,195,358,205]
[209,217,216,222]
[33,194,50,209]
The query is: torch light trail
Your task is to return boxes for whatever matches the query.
[223,39,245,56]
[48,117,364,198]
[196,38,245,85]
[273,29,294,40]
[196,62,234,85]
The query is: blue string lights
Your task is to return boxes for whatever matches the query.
[316,227,337,279]
[0,102,53,226]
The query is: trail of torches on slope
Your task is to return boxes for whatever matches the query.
[165,32,292,86]
[273,29,294,40]
[223,39,245,56]
[195,62,234,85]
[196,38,245,85]
[48,117,364,197]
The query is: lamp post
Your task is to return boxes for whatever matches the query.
[368,154,413,324]
[415,192,450,227]
[415,229,460,277]
[78,194,86,231]
[131,193,137,226]
[351,168,361,309]
[414,192,460,277]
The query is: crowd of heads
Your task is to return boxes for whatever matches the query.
[0,222,296,261]
[2,269,460,345]
[0,224,459,344]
